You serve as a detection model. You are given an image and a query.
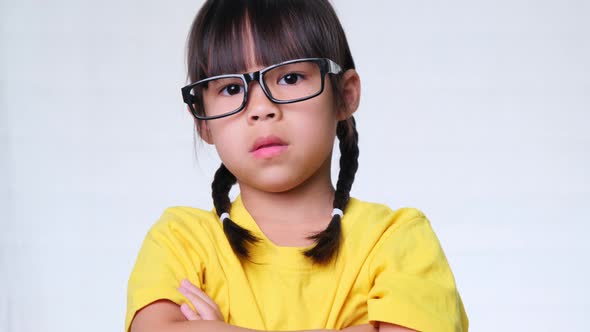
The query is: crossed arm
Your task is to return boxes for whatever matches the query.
[129,279,415,332]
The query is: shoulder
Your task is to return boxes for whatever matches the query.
[354,198,448,273]
[145,205,223,245]
[347,197,429,235]
[152,205,219,229]
[127,206,222,332]
[343,197,433,263]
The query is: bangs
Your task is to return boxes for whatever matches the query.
[187,0,350,81]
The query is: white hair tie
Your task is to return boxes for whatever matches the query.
[219,212,230,221]
[221,210,341,221]
[331,208,344,218]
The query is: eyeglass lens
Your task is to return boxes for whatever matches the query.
[189,61,323,118]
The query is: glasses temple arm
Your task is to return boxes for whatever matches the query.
[327,59,343,74]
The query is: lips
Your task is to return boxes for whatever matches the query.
[250,135,288,152]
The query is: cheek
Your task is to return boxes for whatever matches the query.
[289,99,338,135]
[287,109,338,161]
[213,137,250,179]
[206,121,243,159]
[207,116,239,142]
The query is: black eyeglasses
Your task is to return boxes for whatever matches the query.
[181,58,343,120]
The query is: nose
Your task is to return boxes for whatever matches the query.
[245,83,281,123]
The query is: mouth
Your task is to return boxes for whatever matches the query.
[250,135,289,158]
[250,136,288,152]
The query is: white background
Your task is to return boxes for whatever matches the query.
[1,0,588,331]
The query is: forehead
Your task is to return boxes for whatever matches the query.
[238,27,261,73]
[203,11,322,77]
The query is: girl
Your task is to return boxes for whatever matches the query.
[126,1,468,332]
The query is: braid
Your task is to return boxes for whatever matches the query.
[304,116,360,265]
[212,163,260,260]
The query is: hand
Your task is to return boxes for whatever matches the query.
[342,323,378,332]
[177,278,224,321]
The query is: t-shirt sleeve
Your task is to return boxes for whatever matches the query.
[125,208,209,332]
[367,209,468,332]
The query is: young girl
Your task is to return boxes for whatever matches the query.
[126,1,468,332]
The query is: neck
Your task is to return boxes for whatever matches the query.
[238,158,336,226]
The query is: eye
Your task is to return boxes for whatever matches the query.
[220,84,244,96]
[278,73,304,85]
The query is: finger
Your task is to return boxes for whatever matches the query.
[180,279,217,308]
[180,303,201,321]
[180,279,219,310]
[178,285,214,318]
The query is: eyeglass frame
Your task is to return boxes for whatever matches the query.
[181,57,343,120]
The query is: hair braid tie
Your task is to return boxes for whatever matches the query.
[212,163,259,260]
[304,117,359,265]
[331,208,343,218]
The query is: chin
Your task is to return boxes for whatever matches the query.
[245,172,309,193]
[252,179,301,193]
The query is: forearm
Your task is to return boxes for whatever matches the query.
[166,320,335,332]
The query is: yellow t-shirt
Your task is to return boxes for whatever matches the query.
[125,196,468,332]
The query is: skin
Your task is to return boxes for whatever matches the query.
[130,37,414,332]
[176,279,415,332]
[197,27,359,244]
[199,60,357,246]
[193,59,414,331]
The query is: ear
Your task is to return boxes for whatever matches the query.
[198,120,214,144]
[336,69,361,121]
[188,106,214,144]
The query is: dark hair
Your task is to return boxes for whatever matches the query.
[186,0,359,265]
